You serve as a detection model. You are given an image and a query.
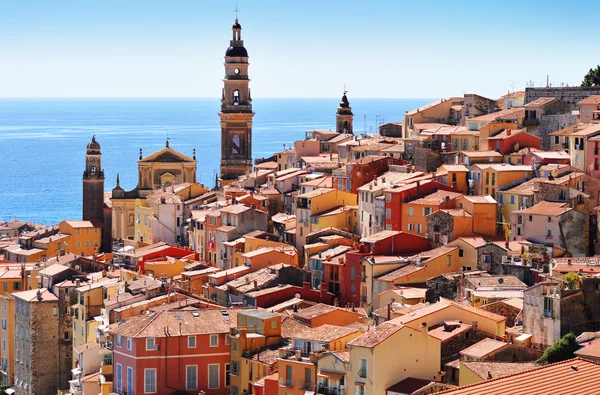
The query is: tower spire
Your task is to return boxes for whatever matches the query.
[116,173,120,187]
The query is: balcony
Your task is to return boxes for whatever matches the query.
[358,368,367,379]
[317,384,345,395]
[279,378,293,388]
[523,118,540,127]
[299,380,313,390]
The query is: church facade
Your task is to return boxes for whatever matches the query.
[110,141,198,241]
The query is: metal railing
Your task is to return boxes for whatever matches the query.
[358,368,367,378]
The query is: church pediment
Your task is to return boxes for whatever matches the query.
[138,147,196,163]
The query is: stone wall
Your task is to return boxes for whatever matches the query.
[479,301,522,327]
[476,244,505,274]
[560,277,600,337]
[441,326,490,365]
[426,275,458,303]
[525,86,600,107]
[530,114,578,150]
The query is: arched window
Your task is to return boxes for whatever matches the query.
[233,90,239,105]
[232,134,241,154]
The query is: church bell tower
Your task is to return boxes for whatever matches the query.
[336,91,354,134]
[83,136,105,224]
[219,17,254,183]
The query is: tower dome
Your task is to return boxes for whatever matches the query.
[86,135,101,154]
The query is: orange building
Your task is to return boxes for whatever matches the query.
[401,190,463,236]
[108,310,235,395]
[58,220,103,256]
[242,247,298,270]
[291,304,364,327]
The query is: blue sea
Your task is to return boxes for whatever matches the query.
[0,98,430,225]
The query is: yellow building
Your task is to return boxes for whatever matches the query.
[403,98,460,138]
[72,278,120,348]
[230,310,283,395]
[228,232,299,268]
[59,220,103,256]
[438,164,470,194]
[242,247,298,270]
[451,129,480,151]
[372,246,462,299]
[479,164,534,196]
[0,295,14,387]
[134,198,154,244]
[277,324,361,395]
[360,256,407,306]
[347,321,443,395]
[295,188,357,254]
[143,256,194,278]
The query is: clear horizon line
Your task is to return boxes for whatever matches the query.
[0,96,438,100]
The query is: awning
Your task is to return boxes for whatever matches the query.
[317,370,344,381]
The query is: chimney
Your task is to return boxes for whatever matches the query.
[36,289,43,302]
[421,322,428,335]
[253,280,258,289]
[507,129,512,136]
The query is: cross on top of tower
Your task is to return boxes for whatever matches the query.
[234,4,240,22]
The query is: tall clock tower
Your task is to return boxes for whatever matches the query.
[219,17,254,184]
[83,136,105,223]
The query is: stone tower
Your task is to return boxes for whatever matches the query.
[336,91,354,134]
[219,17,255,183]
[83,136,105,224]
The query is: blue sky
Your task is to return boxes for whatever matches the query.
[0,0,598,98]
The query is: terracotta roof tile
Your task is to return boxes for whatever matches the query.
[347,321,404,348]
[460,338,508,358]
[437,358,600,395]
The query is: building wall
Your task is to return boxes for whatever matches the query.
[0,296,14,387]
[525,87,600,107]
[113,333,230,395]
[59,221,102,256]
[14,297,59,395]
[348,326,441,395]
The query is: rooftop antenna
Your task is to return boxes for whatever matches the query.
[166,131,171,148]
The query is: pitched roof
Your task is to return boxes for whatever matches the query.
[108,310,237,337]
[514,200,570,216]
[575,337,600,359]
[347,321,404,348]
[437,358,600,395]
[376,264,423,282]
[578,95,600,105]
[410,190,463,206]
[386,377,437,394]
[12,288,58,302]
[524,97,557,108]
[462,361,537,380]
[295,324,359,342]
[292,303,338,320]
[460,338,508,358]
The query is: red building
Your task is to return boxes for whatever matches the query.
[522,149,570,166]
[487,129,541,155]
[384,179,458,232]
[244,281,335,308]
[109,310,235,395]
[333,155,404,194]
[341,230,430,306]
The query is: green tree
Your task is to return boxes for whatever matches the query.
[582,65,600,87]
[537,333,580,365]
[564,272,581,290]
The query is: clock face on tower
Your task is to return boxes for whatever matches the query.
[234,68,240,75]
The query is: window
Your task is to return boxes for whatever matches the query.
[510,195,515,205]
[208,364,219,389]
[1,319,5,331]
[385,209,391,219]
[210,334,218,347]
[528,215,533,222]
[409,207,414,216]
[127,338,132,350]
[144,368,157,393]
[186,365,198,390]
[146,338,156,351]
[350,266,356,281]
[447,256,452,266]
[547,216,552,223]
[547,229,552,238]
[64,331,70,341]
[408,224,414,231]
[386,193,391,203]
[498,194,504,203]
[127,367,133,395]
[338,178,343,190]
[225,364,231,386]
[554,136,559,144]
[116,364,122,393]
[459,249,464,258]
[116,335,122,347]
[188,336,196,348]
[359,358,367,378]
[417,224,422,234]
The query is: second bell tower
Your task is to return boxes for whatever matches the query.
[219,17,254,184]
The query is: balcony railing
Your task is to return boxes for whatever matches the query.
[542,309,553,318]
[279,378,293,387]
[299,380,313,390]
[358,368,367,378]
[317,385,343,395]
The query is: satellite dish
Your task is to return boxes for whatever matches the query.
[75,265,81,271]
[294,293,301,299]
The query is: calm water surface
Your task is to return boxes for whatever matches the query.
[0,98,430,224]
